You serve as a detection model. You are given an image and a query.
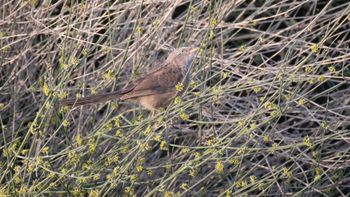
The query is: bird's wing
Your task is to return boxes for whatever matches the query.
[121,63,183,99]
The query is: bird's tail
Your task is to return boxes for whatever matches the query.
[61,91,124,107]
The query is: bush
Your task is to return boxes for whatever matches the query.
[1,0,350,196]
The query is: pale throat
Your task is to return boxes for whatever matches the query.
[184,57,193,72]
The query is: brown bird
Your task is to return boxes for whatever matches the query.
[61,47,198,111]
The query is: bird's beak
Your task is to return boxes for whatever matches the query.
[189,47,199,55]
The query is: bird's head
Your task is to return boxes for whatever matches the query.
[166,47,198,71]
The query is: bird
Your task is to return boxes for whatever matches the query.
[61,47,198,111]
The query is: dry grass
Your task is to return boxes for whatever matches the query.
[1,0,350,196]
